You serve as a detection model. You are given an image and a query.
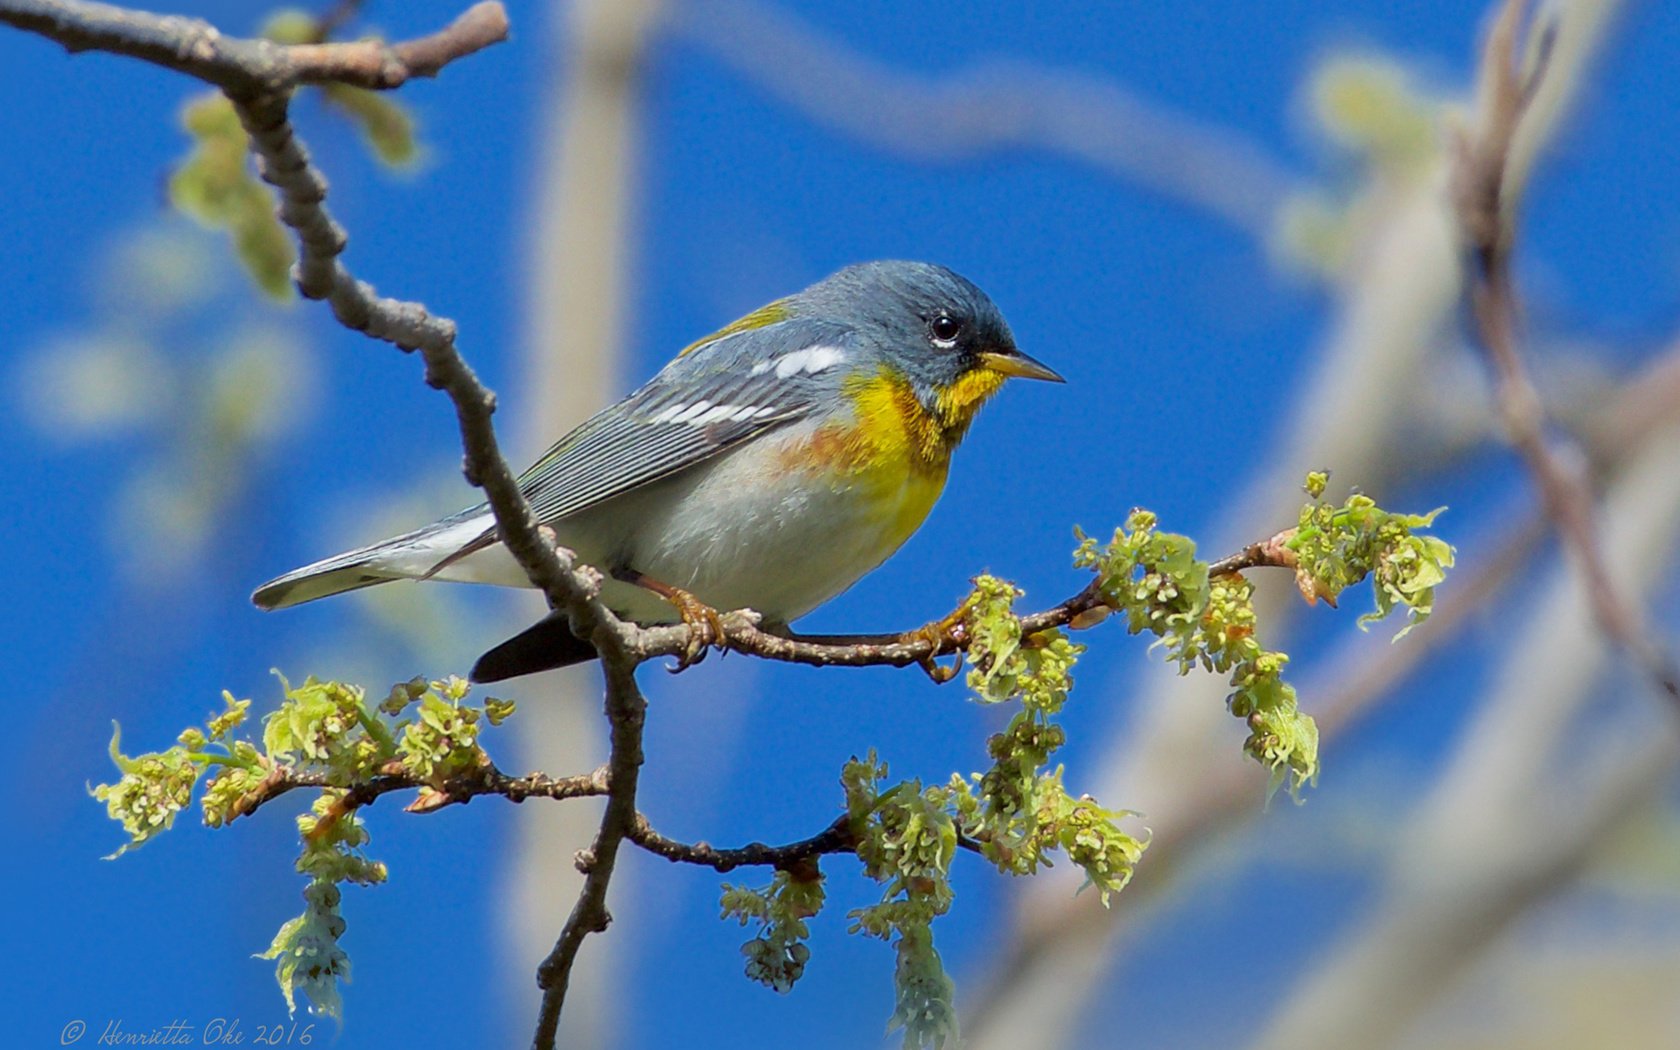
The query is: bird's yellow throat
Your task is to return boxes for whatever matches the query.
[837,365,1006,476]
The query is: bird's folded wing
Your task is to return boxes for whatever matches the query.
[442,318,857,564]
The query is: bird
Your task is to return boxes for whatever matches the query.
[252,260,1063,682]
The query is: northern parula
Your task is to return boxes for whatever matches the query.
[253,260,1062,680]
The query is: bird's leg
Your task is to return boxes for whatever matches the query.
[613,568,725,669]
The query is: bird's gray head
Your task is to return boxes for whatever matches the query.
[791,261,1062,406]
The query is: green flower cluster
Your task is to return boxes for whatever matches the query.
[262,675,393,783]
[394,676,490,782]
[1287,473,1455,637]
[91,690,254,855]
[1073,481,1452,796]
[719,869,826,994]
[1077,509,1320,795]
[90,724,204,858]
[720,576,1150,1049]
[955,576,1146,902]
[259,793,388,1020]
[93,673,510,1019]
[259,877,352,1021]
[844,754,962,1050]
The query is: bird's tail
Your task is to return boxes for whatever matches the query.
[251,556,393,610]
[470,613,600,682]
[252,508,492,610]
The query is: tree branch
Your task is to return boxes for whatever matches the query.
[0,0,509,96]
[635,537,1300,673]
[227,760,613,823]
[530,660,645,1050]
[1453,0,1680,705]
[627,813,857,873]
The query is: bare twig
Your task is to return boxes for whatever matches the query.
[230,750,871,879]
[0,0,509,95]
[531,660,645,1049]
[628,813,856,872]
[1453,0,1679,704]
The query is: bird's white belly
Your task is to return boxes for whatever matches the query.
[439,420,938,627]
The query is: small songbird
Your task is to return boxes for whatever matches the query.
[252,261,1062,681]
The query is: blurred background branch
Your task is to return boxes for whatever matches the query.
[667,0,1296,238]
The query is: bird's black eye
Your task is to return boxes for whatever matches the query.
[929,313,963,347]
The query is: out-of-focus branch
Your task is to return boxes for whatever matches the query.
[309,0,365,43]
[1256,418,1680,1050]
[0,0,508,94]
[666,0,1295,237]
[1453,0,1679,705]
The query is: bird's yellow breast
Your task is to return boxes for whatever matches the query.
[781,366,1005,547]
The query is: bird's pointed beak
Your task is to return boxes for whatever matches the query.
[980,348,1065,383]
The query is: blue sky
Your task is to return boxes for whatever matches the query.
[7,2,1680,1048]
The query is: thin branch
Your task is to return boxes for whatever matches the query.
[636,539,1301,673]
[1453,0,1680,704]
[227,760,613,823]
[531,660,646,1050]
[628,813,857,873]
[0,0,508,96]
[232,752,870,881]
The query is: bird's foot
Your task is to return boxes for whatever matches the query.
[900,597,978,683]
[614,569,726,669]
[668,591,726,669]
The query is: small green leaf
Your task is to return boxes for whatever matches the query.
[168,93,294,299]
[322,84,421,167]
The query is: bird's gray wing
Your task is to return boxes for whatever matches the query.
[442,317,858,563]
